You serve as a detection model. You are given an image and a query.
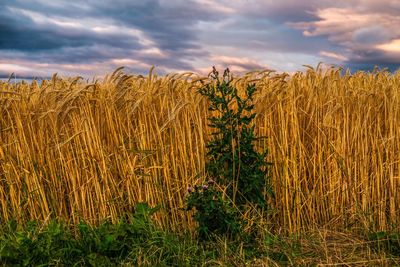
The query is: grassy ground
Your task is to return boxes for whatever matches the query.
[1,210,399,266]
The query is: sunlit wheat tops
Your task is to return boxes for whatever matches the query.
[0,66,399,233]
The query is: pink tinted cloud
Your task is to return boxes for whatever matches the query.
[289,3,400,63]
[199,55,270,74]
[0,59,124,78]
[319,51,348,61]
[376,39,400,53]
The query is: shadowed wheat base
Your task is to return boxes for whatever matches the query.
[0,67,399,234]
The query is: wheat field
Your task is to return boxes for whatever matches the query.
[0,66,399,234]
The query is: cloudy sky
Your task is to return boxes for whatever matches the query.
[1,0,400,78]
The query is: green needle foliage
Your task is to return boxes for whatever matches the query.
[200,67,272,207]
[187,67,272,239]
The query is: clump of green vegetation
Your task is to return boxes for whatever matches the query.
[186,181,241,240]
[0,203,203,266]
[186,67,272,239]
[0,202,296,266]
[369,231,400,257]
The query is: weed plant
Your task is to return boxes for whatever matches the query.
[186,67,272,239]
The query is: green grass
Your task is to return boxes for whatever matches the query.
[0,203,265,266]
[1,203,399,266]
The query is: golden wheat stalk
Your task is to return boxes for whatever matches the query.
[0,68,399,234]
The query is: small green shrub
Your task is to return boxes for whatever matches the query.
[187,67,272,239]
[199,67,272,207]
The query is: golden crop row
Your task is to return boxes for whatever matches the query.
[0,67,399,233]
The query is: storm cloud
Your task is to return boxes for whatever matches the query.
[0,0,399,78]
